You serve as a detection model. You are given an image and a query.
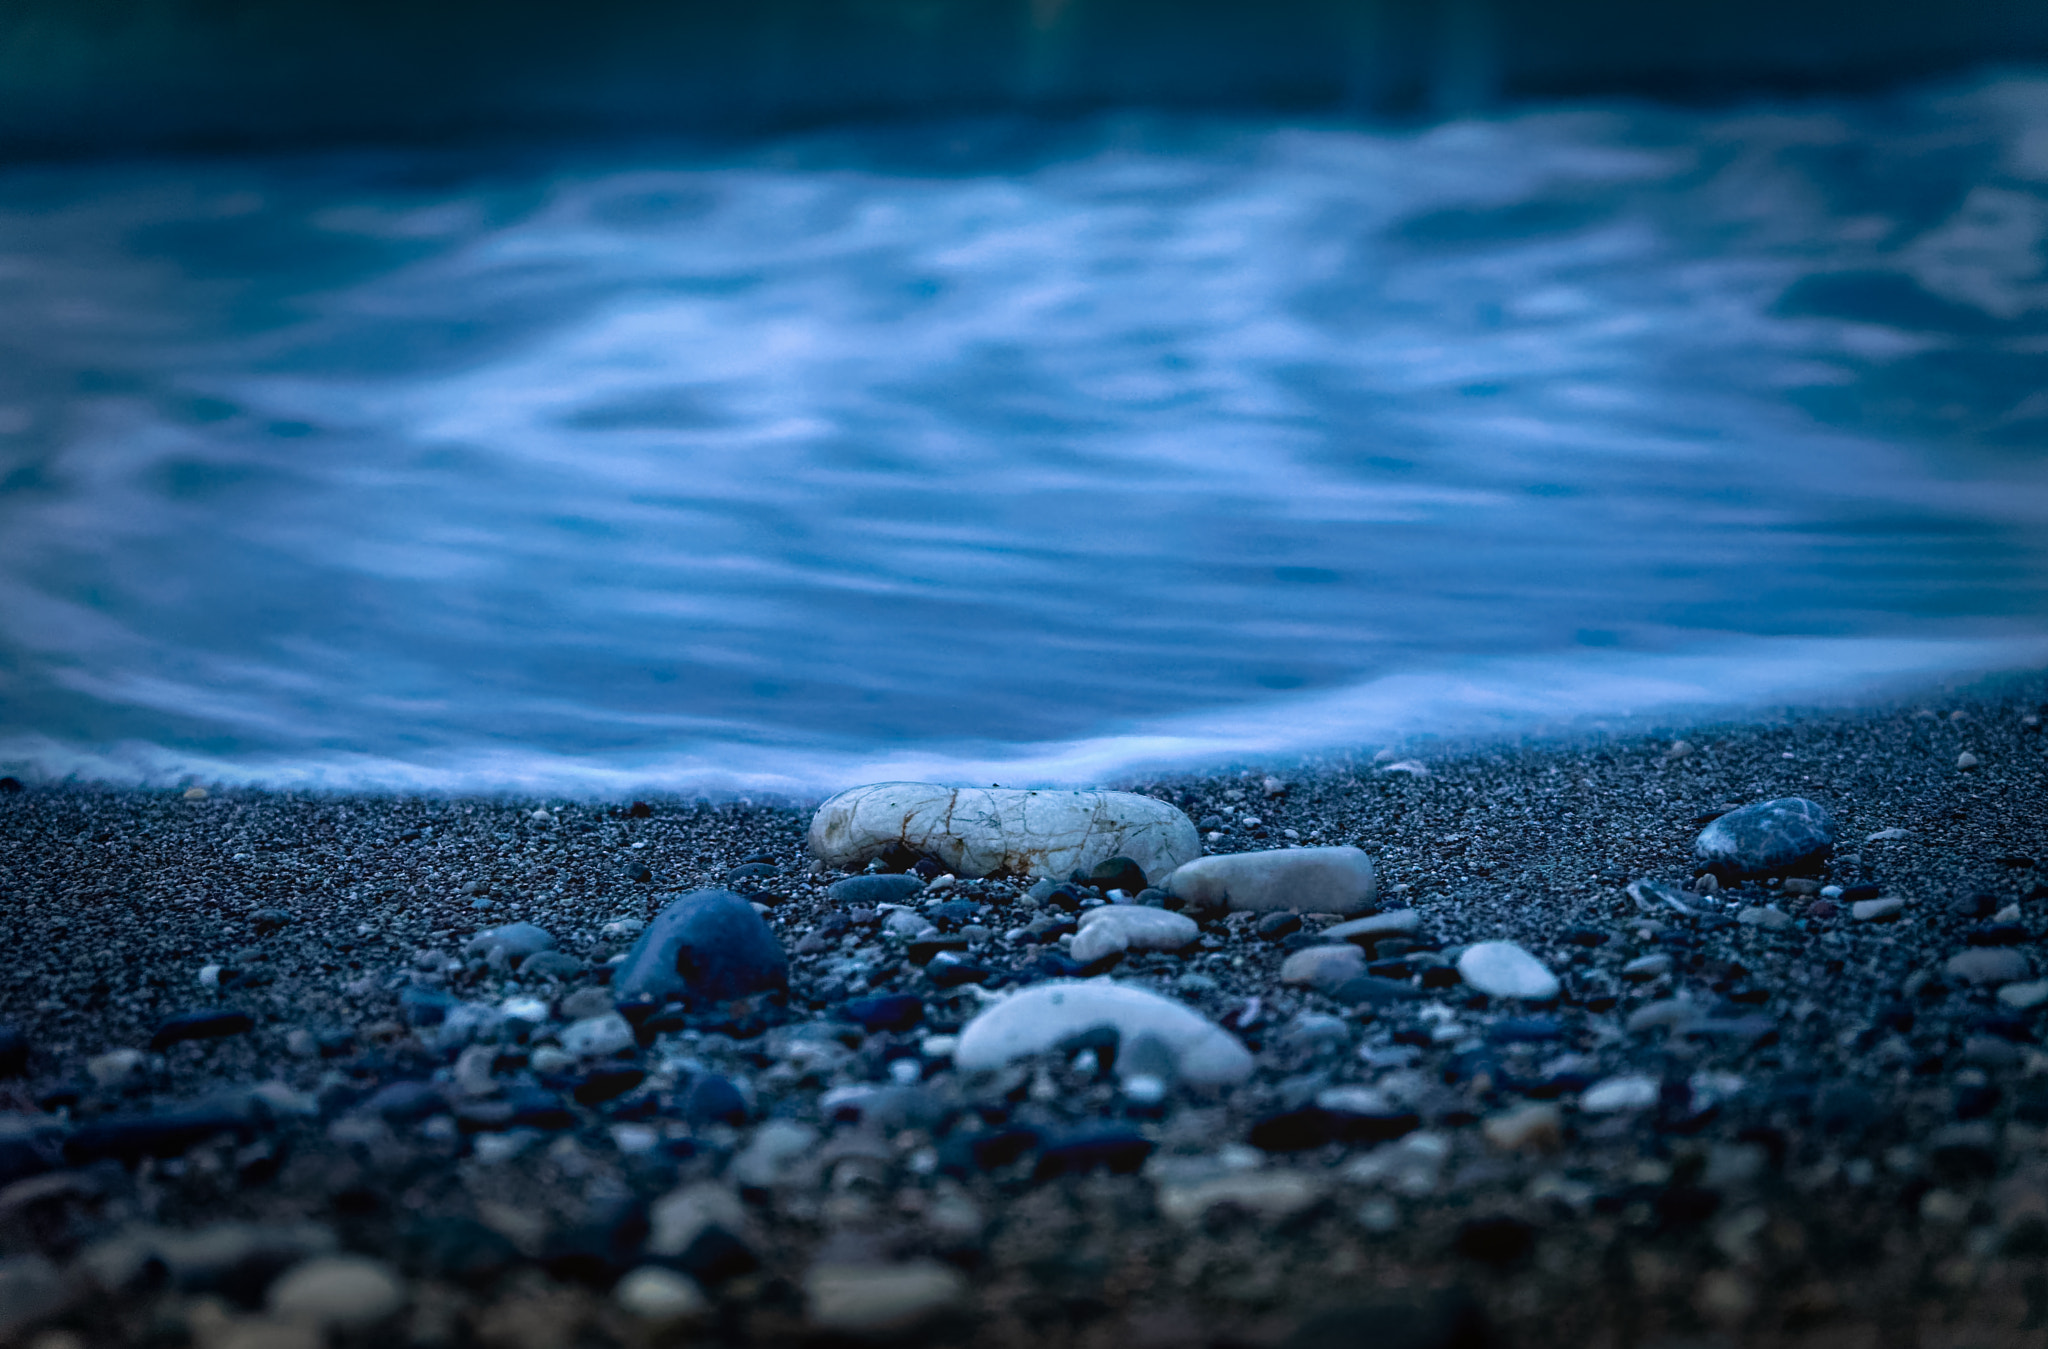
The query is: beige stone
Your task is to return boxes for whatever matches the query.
[1162,846,1375,915]
[808,783,1198,882]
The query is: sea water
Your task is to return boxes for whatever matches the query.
[2,78,2046,792]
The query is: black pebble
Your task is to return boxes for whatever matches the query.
[1842,883,1883,902]
[1249,1107,1333,1152]
[908,936,968,966]
[1080,855,1148,895]
[1969,924,2028,946]
[627,801,653,818]
[1032,1128,1154,1180]
[66,1108,258,1165]
[1256,911,1303,940]
[0,776,21,793]
[0,1026,27,1077]
[1954,893,1999,918]
[926,900,984,929]
[150,1009,255,1051]
[683,1073,749,1127]
[1456,1215,1536,1266]
[574,1066,648,1107]
[928,960,995,989]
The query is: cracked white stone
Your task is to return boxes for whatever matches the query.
[954,980,1253,1087]
[807,783,1199,882]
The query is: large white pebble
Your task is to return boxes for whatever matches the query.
[806,1259,966,1334]
[1161,846,1376,915]
[954,980,1253,1087]
[1455,941,1560,1000]
[1070,907,1199,963]
[559,1012,635,1058]
[808,783,1199,881]
[268,1255,406,1329]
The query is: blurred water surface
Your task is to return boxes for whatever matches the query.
[2,78,2047,791]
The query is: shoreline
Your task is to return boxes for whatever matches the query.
[1,676,2045,1345]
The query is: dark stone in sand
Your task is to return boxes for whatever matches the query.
[928,959,996,988]
[574,1066,647,1106]
[627,801,652,818]
[613,889,787,1005]
[1456,1215,1537,1267]
[1693,797,1836,877]
[505,1086,577,1131]
[1968,923,2027,946]
[1486,1017,1564,1044]
[683,1073,749,1127]
[0,1026,27,1077]
[1032,1128,1154,1180]
[1330,974,1425,1007]
[621,861,656,884]
[1283,1292,1492,1349]
[364,1080,444,1122]
[0,1130,63,1186]
[1955,893,1999,918]
[907,935,968,966]
[724,862,779,889]
[843,993,924,1034]
[926,900,984,929]
[1079,855,1148,894]
[828,874,923,906]
[402,1217,521,1287]
[1258,911,1304,940]
[1044,883,1091,912]
[66,1107,259,1165]
[149,1009,255,1051]
[1250,1106,1335,1152]
[0,776,20,793]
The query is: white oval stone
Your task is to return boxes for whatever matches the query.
[1278,944,1366,992]
[805,1259,966,1333]
[1069,907,1199,963]
[614,1266,710,1323]
[268,1256,406,1329]
[807,783,1199,882]
[954,980,1253,1087]
[1455,941,1560,1000]
[1580,1074,1660,1113]
[559,1012,635,1059]
[1161,846,1376,915]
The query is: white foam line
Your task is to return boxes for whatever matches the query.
[4,633,2045,797]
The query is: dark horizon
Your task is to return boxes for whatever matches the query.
[6,0,2048,157]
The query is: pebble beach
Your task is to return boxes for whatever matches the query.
[3,675,2047,1348]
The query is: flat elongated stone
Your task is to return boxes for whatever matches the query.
[954,980,1253,1087]
[1279,944,1367,992]
[1455,942,1560,1000]
[1070,907,1198,964]
[1323,910,1420,946]
[1694,798,1836,877]
[808,784,1199,882]
[1947,948,2030,985]
[1580,1074,1660,1113]
[612,890,787,1005]
[1161,846,1376,915]
[805,1259,966,1334]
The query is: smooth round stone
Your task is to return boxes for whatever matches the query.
[1693,798,1837,877]
[805,1259,967,1334]
[954,980,1253,1087]
[614,1266,711,1323]
[828,874,924,906]
[1161,846,1376,916]
[808,783,1199,882]
[559,1013,635,1059]
[1946,948,2031,985]
[268,1255,406,1329]
[1455,942,1560,1000]
[1070,907,1198,964]
[1998,980,2048,1010]
[464,922,555,963]
[1279,944,1367,993]
[1580,1074,1660,1113]
[612,889,788,1005]
[1852,897,1905,923]
[1621,954,1672,982]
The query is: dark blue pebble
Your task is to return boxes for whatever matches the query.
[724,862,780,889]
[1969,924,2028,946]
[505,1087,576,1131]
[1032,1129,1154,1180]
[827,874,924,906]
[1251,1102,1420,1152]
[150,1009,255,1051]
[1486,1017,1564,1044]
[683,1073,749,1127]
[613,889,788,1005]
[364,1080,445,1122]
[1681,1016,1777,1048]
[0,1131,63,1186]
[1330,975,1423,1006]
[843,994,924,1034]
[1842,883,1882,901]
[968,1127,1041,1171]
[674,1224,761,1285]
[399,987,457,1027]
[401,1217,521,1287]
[66,1109,258,1165]
[1693,796,1836,877]
[926,900,985,929]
